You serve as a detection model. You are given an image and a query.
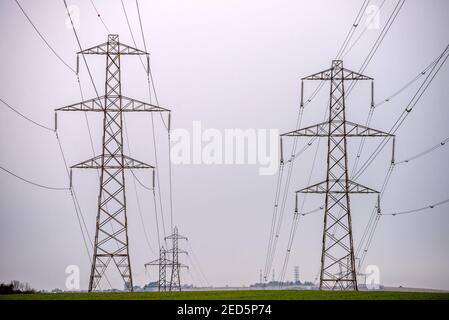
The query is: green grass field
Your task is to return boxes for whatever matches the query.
[1,290,449,300]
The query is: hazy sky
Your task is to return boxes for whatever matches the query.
[1,0,448,291]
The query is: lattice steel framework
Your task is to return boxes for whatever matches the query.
[165,226,188,291]
[56,34,170,291]
[282,60,394,290]
[145,246,169,292]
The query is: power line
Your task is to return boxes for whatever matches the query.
[68,3,144,268]
[353,44,449,180]
[63,0,103,104]
[356,164,394,258]
[374,54,441,108]
[279,102,328,283]
[289,2,406,164]
[263,0,377,283]
[357,122,448,264]
[396,136,449,165]
[89,0,111,34]
[335,0,371,60]
[346,0,406,98]
[264,106,304,280]
[123,116,155,255]
[282,132,449,221]
[0,97,54,132]
[63,0,157,290]
[381,197,449,216]
[341,0,387,59]
[133,0,169,127]
[0,165,68,191]
[119,0,170,243]
[120,0,147,72]
[289,50,437,163]
[130,169,154,191]
[301,206,324,216]
[12,0,108,287]
[298,0,371,110]
[135,0,148,53]
[349,50,443,177]
[11,0,115,289]
[276,0,404,276]
[275,1,408,284]
[14,0,76,74]
[55,132,114,289]
[354,45,449,264]
[134,1,175,239]
[186,242,210,287]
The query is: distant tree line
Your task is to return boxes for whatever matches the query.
[250,280,315,288]
[0,280,35,294]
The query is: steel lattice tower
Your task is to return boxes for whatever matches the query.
[282,60,394,290]
[145,246,169,292]
[56,34,170,291]
[165,226,188,291]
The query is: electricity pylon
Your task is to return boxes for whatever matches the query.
[145,246,169,292]
[294,265,300,283]
[165,226,188,291]
[281,60,394,290]
[55,34,170,292]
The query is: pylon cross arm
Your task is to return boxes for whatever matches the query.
[78,41,148,56]
[165,234,188,240]
[145,258,173,266]
[296,180,379,194]
[55,96,170,113]
[281,120,393,137]
[145,260,165,267]
[166,249,188,255]
[121,96,170,112]
[71,155,154,169]
[55,96,105,112]
[301,66,372,81]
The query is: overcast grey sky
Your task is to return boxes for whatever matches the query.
[1,0,448,291]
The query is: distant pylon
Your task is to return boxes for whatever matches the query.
[145,246,169,292]
[294,266,300,283]
[165,226,188,291]
[281,60,394,290]
[55,34,170,291]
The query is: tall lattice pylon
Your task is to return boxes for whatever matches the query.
[165,226,188,291]
[282,60,394,290]
[56,34,170,292]
[145,246,169,292]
